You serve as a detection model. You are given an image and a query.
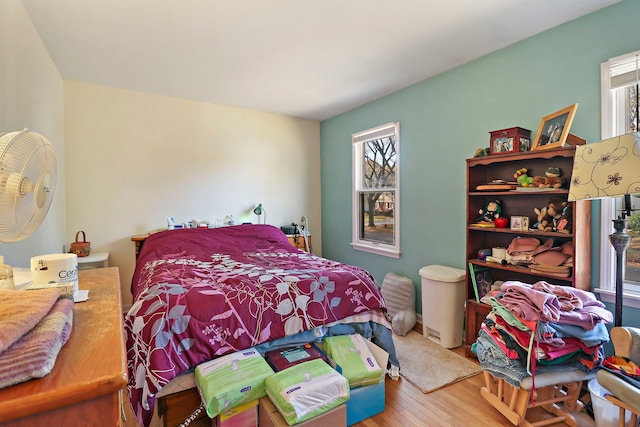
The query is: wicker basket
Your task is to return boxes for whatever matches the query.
[70,231,91,257]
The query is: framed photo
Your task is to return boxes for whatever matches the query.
[510,216,530,231]
[532,103,578,151]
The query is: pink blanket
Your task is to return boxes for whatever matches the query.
[125,224,389,427]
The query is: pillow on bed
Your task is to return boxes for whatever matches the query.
[381,273,416,336]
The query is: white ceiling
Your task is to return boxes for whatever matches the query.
[21,0,620,121]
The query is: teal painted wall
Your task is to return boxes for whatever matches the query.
[320,0,640,324]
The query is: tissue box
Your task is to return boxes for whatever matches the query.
[264,343,327,372]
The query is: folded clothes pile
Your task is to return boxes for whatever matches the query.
[472,280,612,388]
[0,288,74,389]
[506,237,574,277]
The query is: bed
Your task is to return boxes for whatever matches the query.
[124,224,399,427]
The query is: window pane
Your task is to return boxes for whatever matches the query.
[626,211,640,284]
[359,191,395,244]
[617,84,640,288]
[362,136,396,189]
[352,121,400,258]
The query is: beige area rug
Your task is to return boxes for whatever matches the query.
[392,330,482,393]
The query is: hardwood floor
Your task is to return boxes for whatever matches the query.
[352,370,595,426]
[351,346,596,427]
[124,347,597,427]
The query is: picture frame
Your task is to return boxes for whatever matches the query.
[510,216,530,231]
[510,216,522,231]
[532,103,578,151]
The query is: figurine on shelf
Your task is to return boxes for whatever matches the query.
[547,198,572,233]
[514,168,533,187]
[531,167,564,189]
[473,147,490,158]
[476,200,502,224]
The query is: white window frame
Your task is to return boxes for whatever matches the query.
[598,50,640,309]
[351,122,401,258]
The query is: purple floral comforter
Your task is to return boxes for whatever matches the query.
[125,224,388,427]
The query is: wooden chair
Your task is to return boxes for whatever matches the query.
[596,326,640,427]
[481,369,595,427]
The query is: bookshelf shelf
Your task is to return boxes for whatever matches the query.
[464,146,591,357]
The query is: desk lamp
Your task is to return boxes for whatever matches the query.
[253,203,266,224]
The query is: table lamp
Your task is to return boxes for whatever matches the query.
[253,203,266,224]
[568,132,640,326]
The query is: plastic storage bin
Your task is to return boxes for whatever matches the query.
[419,265,466,348]
[588,378,631,427]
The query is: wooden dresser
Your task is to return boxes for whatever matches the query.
[0,267,127,427]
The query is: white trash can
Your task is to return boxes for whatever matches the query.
[588,378,631,427]
[419,265,466,348]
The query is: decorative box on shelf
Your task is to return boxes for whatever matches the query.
[489,127,531,155]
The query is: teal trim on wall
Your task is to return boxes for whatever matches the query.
[320,0,640,323]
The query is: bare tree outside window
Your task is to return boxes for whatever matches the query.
[361,136,396,244]
[352,122,400,258]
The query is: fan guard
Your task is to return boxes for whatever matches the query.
[0,129,57,242]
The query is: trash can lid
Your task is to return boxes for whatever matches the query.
[419,265,466,282]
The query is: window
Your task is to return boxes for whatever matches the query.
[351,122,400,258]
[599,50,640,307]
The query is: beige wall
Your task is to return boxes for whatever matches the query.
[64,82,321,307]
[0,0,66,266]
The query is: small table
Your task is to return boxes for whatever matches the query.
[286,234,312,253]
[77,252,109,270]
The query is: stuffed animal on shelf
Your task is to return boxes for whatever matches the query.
[547,198,572,233]
[514,168,533,187]
[543,167,564,188]
[473,147,490,158]
[476,200,502,223]
[531,167,564,189]
[533,206,552,231]
[531,175,548,188]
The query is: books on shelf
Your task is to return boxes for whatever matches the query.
[468,263,493,302]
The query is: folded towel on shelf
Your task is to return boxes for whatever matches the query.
[0,288,62,352]
[0,294,74,389]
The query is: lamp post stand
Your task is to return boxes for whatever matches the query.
[609,216,632,327]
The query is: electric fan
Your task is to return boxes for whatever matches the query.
[0,129,57,242]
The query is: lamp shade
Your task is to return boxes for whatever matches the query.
[568,132,640,201]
